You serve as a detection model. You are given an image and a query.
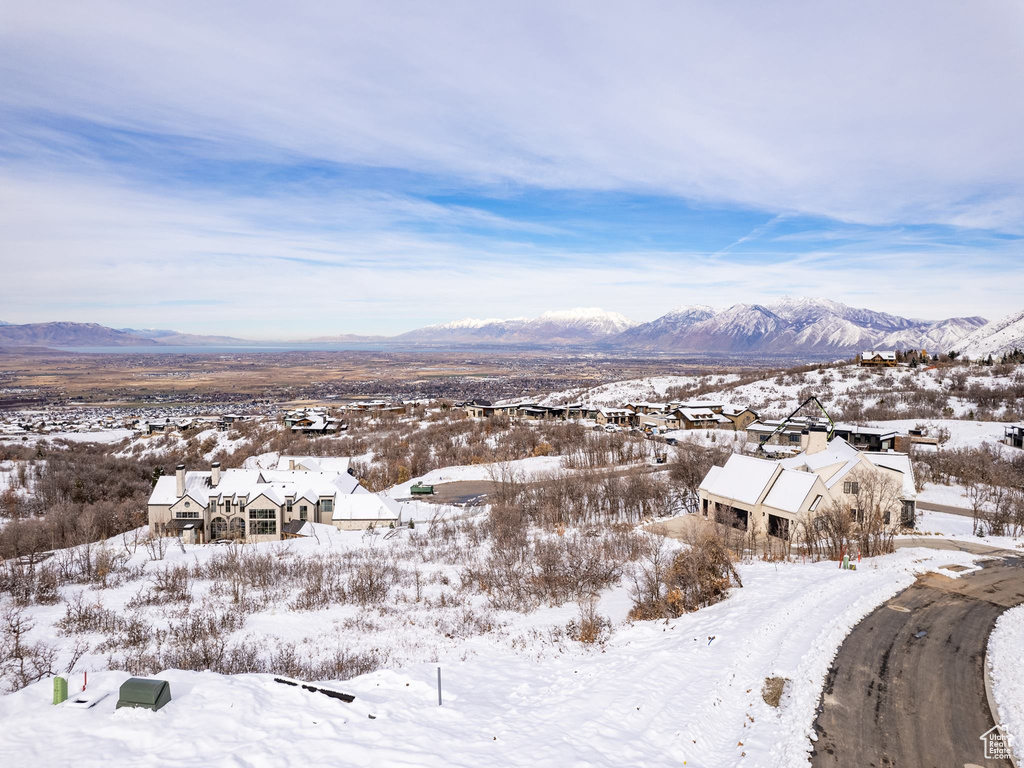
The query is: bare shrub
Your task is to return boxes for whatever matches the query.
[566,598,612,645]
[629,529,741,620]
[0,605,57,692]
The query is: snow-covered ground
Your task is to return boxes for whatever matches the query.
[388,455,568,497]
[540,374,741,407]
[989,604,1024,761]
[917,482,971,508]
[676,363,1023,422]
[0,428,133,445]
[867,418,1011,452]
[903,509,1024,553]
[0,533,989,767]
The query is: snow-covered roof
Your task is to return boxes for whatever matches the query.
[699,454,779,506]
[862,350,897,360]
[149,459,364,509]
[331,494,400,521]
[275,455,351,473]
[862,453,917,498]
[833,423,899,438]
[762,469,820,514]
[679,408,718,420]
[721,405,754,416]
[779,438,859,473]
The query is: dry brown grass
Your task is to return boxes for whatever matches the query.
[761,676,788,707]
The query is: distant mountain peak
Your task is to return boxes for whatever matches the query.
[399,307,635,344]
[611,299,988,354]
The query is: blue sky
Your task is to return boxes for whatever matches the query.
[1,1,1022,338]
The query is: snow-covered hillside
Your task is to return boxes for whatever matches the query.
[541,373,741,407]
[0,528,986,768]
[955,308,1024,358]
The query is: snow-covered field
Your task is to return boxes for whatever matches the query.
[901,509,1024,553]
[989,604,1024,760]
[672,363,1022,422]
[0,428,133,445]
[0,531,989,768]
[868,418,1011,452]
[389,455,567,496]
[540,374,741,407]
[917,482,972,508]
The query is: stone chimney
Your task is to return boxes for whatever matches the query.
[175,464,186,497]
[211,462,221,487]
[803,426,829,456]
[288,459,295,470]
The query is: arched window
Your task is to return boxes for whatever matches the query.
[228,517,246,540]
[211,517,228,539]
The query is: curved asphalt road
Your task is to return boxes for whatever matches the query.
[811,556,1024,768]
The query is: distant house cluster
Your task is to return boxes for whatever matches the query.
[140,413,248,436]
[459,399,759,433]
[0,412,132,438]
[282,407,347,434]
[147,455,402,544]
[746,417,938,456]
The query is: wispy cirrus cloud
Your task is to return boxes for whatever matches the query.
[0,1,1021,334]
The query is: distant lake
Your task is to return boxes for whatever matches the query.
[53,343,394,354]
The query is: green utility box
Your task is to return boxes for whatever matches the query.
[53,676,68,705]
[116,677,172,712]
[410,483,435,495]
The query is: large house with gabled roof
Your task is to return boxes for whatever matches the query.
[698,437,917,539]
[148,455,401,543]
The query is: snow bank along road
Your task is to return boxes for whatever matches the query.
[811,557,1024,767]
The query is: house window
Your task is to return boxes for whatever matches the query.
[184,501,190,508]
[250,519,277,535]
[176,509,200,519]
[850,508,861,522]
[287,501,293,514]
[322,499,334,514]
[844,481,859,494]
[814,516,827,532]
[299,508,307,521]
[788,434,801,443]
[248,508,277,536]
[224,500,231,514]
[809,494,823,511]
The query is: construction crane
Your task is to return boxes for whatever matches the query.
[759,396,836,451]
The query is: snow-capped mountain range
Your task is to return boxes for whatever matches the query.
[398,298,990,355]
[397,308,637,344]
[953,309,1024,358]
[2,300,1012,356]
